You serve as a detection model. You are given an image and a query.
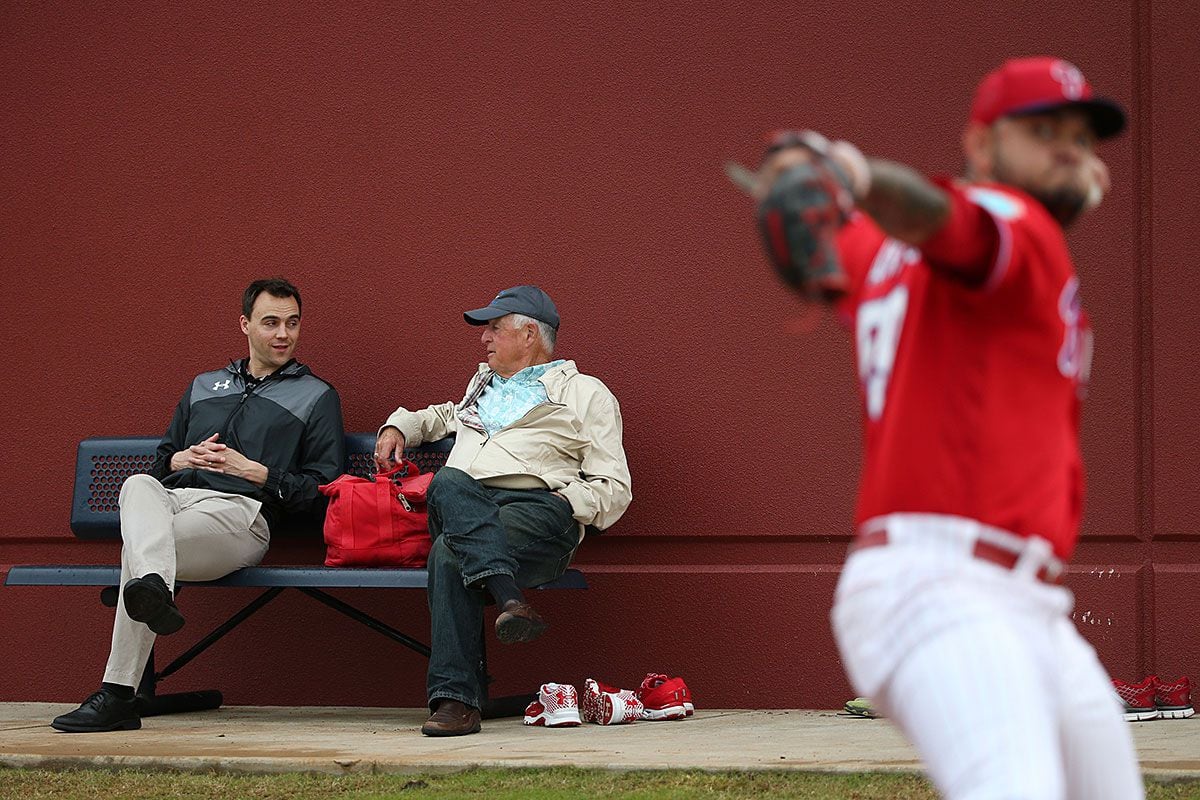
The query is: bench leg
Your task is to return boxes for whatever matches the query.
[475,620,537,719]
[136,648,157,698]
[100,579,538,716]
[480,626,490,702]
[297,589,538,715]
[297,588,431,658]
[100,581,283,684]
[99,583,232,718]
[481,694,537,719]
[138,690,224,717]
[128,587,287,718]
[155,587,286,681]
[134,647,224,717]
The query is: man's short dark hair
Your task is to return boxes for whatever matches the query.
[243,278,302,319]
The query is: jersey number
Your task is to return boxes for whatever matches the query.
[856,286,909,420]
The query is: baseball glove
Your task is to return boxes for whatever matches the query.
[756,131,857,301]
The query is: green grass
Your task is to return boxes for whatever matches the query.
[2,768,1200,799]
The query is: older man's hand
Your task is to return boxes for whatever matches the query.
[374,427,406,471]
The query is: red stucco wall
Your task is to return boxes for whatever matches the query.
[2,2,1196,710]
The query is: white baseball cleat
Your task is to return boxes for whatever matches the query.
[523,682,582,727]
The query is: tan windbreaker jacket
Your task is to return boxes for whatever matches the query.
[382,360,632,531]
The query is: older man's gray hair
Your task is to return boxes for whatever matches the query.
[508,313,556,354]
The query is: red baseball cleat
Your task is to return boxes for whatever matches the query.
[637,673,693,720]
[523,682,582,727]
[581,678,642,725]
[1152,675,1195,719]
[1112,677,1159,721]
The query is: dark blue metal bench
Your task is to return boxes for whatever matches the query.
[4,433,586,719]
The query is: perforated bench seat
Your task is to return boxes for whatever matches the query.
[5,433,587,719]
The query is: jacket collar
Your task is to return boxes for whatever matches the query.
[469,359,577,399]
[225,358,310,381]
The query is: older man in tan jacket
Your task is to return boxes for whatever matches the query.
[375,285,632,737]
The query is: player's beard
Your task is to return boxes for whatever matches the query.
[1026,185,1087,228]
[992,155,1087,228]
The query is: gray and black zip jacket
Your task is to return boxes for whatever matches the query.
[149,358,345,532]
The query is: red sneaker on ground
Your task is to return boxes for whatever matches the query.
[1152,675,1195,720]
[1113,677,1159,721]
[581,678,642,725]
[523,682,582,727]
[637,673,693,720]
[603,691,645,725]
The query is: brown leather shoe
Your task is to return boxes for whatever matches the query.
[495,599,548,644]
[420,699,481,737]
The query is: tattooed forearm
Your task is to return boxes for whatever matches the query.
[859,159,951,245]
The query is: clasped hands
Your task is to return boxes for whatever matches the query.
[171,433,268,486]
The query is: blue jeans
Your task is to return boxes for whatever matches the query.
[425,467,578,710]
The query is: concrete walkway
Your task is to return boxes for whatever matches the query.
[1,703,1197,778]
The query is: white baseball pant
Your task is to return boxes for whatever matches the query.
[102,473,269,687]
[831,513,1143,800]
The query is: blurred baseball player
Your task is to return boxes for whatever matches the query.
[745,57,1142,798]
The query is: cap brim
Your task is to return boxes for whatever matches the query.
[1009,97,1126,139]
[1081,98,1126,139]
[463,306,512,325]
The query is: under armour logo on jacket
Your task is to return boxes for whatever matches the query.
[213,379,232,391]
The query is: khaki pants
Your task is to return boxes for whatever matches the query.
[102,474,269,687]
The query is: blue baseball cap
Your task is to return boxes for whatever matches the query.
[463,285,560,330]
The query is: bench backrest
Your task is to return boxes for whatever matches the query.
[71,434,454,539]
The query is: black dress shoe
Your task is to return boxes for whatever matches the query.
[495,599,547,644]
[420,700,481,736]
[123,573,184,635]
[51,689,141,733]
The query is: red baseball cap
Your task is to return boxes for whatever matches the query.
[969,56,1126,139]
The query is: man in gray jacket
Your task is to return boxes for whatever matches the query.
[375,285,631,737]
[52,278,345,733]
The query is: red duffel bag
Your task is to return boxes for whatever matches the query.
[318,460,434,567]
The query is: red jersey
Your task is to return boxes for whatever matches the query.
[837,181,1091,559]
